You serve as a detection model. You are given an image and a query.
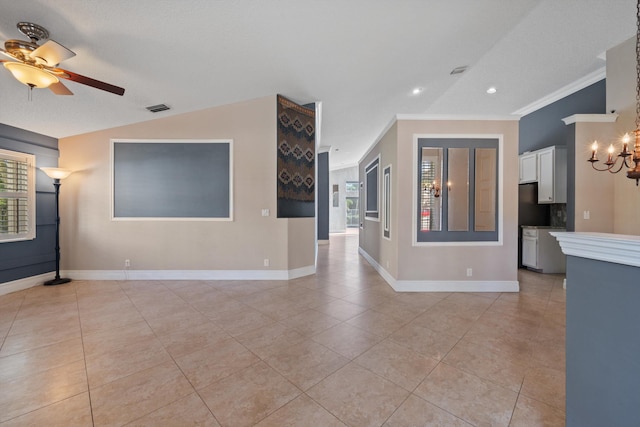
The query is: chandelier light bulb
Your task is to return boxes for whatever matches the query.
[622,133,631,144]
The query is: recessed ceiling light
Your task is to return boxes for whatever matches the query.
[486,87,497,94]
[412,87,424,95]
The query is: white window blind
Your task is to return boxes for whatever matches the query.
[0,149,35,242]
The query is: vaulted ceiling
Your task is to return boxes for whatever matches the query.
[0,0,634,168]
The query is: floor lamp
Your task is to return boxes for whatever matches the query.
[40,167,73,286]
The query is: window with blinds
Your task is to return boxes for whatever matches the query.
[0,149,35,242]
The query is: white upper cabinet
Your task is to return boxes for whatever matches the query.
[537,146,567,204]
[519,152,538,184]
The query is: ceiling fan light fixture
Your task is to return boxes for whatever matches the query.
[3,61,58,88]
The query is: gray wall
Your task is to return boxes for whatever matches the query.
[565,256,640,427]
[0,123,60,283]
[317,152,329,240]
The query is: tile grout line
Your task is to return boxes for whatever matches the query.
[120,280,224,426]
[0,293,25,355]
[75,284,97,427]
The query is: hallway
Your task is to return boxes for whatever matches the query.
[0,233,565,426]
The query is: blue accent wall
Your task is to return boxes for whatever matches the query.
[566,255,640,427]
[0,123,59,284]
[317,152,329,240]
[519,79,606,153]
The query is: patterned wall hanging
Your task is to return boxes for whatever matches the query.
[277,95,315,218]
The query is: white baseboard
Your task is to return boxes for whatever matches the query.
[61,266,316,281]
[358,247,519,293]
[392,280,519,292]
[0,272,54,296]
[287,265,316,279]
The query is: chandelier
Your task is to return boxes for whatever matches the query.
[588,0,640,185]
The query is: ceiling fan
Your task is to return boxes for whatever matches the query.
[0,22,125,96]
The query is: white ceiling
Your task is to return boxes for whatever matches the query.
[0,0,635,169]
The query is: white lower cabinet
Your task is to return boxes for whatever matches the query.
[521,227,566,273]
[522,233,537,268]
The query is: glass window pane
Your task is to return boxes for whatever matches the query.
[447,148,469,231]
[475,148,497,231]
[420,147,442,232]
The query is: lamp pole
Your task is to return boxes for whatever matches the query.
[40,167,72,286]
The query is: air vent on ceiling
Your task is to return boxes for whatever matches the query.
[146,104,170,113]
[450,66,468,75]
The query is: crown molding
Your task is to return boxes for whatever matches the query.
[562,113,618,125]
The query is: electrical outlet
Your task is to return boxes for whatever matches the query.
[125,259,131,268]
[466,268,472,277]
[263,258,270,267]
[261,209,270,217]
[583,210,590,220]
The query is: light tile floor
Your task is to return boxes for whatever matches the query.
[0,233,566,426]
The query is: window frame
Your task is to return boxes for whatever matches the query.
[412,134,503,246]
[0,148,36,243]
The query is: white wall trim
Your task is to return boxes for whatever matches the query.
[61,267,316,281]
[110,138,234,222]
[392,280,519,292]
[513,67,606,116]
[551,232,640,268]
[358,246,397,288]
[287,265,317,280]
[411,133,504,247]
[0,272,54,296]
[561,113,618,125]
[358,247,519,292]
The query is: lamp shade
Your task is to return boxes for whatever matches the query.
[3,62,59,88]
[40,167,73,180]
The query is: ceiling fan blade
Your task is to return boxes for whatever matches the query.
[55,68,125,96]
[49,81,73,95]
[31,40,76,66]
